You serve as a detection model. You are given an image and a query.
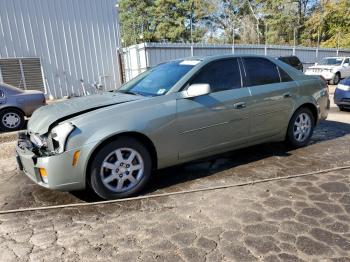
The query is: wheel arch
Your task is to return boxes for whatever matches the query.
[0,106,26,117]
[85,131,158,188]
[293,103,318,124]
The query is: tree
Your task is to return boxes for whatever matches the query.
[119,0,214,45]
[118,0,350,48]
[302,0,350,48]
[152,0,214,42]
[119,0,156,46]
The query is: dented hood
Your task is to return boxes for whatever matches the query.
[28,92,144,134]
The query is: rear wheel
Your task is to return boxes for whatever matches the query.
[90,137,152,200]
[330,72,340,85]
[0,108,25,132]
[286,108,315,148]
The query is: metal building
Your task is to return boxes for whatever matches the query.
[0,0,121,98]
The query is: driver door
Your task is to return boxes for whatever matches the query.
[176,58,252,160]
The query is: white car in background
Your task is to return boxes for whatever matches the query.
[305,57,350,85]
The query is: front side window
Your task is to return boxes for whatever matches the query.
[190,59,242,92]
[119,60,197,96]
[243,57,281,86]
[343,58,349,64]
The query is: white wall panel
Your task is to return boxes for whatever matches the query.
[122,42,350,81]
[0,0,121,98]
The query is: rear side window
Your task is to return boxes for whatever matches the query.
[290,56,301,66]
[191,59,242,92]
[243,57,281,86]
[278,57,290,64]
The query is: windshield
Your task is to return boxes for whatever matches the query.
[319,58,343,66]
[118,60,198,96]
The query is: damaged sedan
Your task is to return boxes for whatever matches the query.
[16,55,329,200]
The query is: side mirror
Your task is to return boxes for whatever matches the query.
[184,84,211,98]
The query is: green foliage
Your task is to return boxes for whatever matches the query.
[303,0,350,48]
[119,0,214,45]
[119,0,350,48]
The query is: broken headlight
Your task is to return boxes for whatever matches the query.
[50,122,75,154]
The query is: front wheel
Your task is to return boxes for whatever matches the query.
[0,108,25,132]
[90,137,152,200]
[286,108,315,148]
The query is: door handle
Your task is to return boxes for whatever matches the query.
[233,102,246,109]
[283,93,291,98]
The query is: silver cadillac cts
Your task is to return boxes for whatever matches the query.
[16,55,329,199]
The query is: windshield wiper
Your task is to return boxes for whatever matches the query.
[118,90,142,96]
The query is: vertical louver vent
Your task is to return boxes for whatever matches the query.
[0,58,44,91]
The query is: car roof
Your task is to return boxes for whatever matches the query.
[181,54,274,63]
[0,82,24,93]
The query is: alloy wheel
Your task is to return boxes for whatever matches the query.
[293,112,312,142]
[2,112,21,129]
[100,148,144,193]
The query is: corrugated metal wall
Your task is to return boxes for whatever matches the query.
[122,42,350,81]
[0,0,121,98]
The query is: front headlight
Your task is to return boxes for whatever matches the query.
[30,134,47,148]
[51,122,75,153]
[337,84,350,91]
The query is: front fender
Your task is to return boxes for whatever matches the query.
[66,93,179,171]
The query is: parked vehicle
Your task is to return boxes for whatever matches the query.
[305,57,350,85]
[0,83,46,131]
[16,55,329,200]
[334,77,350,111]
[278,56,303,71]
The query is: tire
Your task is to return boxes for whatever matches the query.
[286,107,315,148]
[90,137,152,200]
[338,106,345,111]
[0,108,25,132]
[330,72,340,85]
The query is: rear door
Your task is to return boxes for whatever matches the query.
[176,58,251,160]
[242,57,297,140]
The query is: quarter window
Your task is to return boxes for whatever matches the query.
[278,68,293,82]
[243,57,281,86]
[190,59,242,92]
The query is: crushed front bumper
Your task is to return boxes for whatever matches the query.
[16,132,93,191]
